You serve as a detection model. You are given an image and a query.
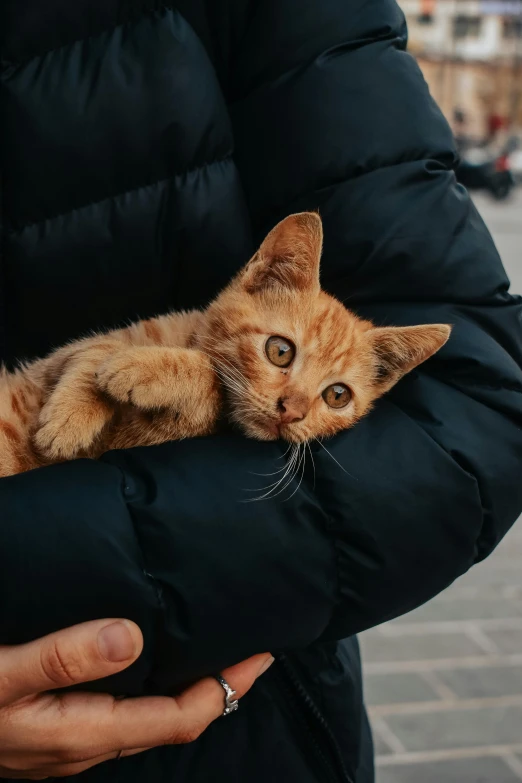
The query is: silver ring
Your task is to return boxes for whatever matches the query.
[214,674,239,716]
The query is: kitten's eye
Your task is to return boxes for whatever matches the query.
[322,384,351,409]
[265,336,295,368]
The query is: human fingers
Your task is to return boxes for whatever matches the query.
[81,652,274,754]
[0,653,273,775]
[0,747,151,779]
[0,619,142,707]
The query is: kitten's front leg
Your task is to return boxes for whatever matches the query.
[34,340,125,461]
[96,346,221,439]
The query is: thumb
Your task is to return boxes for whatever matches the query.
[0,619,143,707]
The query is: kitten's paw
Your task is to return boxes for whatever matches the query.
[35,399,111,460]
[97,350,178,410]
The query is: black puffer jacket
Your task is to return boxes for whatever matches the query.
[1,2,522,782]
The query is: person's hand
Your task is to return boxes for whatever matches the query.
[0,618,273,779]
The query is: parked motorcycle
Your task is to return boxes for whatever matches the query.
[455,143,516,201]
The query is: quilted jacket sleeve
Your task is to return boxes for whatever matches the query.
[1,0,521,697]
[225,0,522,629]
[225,0,522,630]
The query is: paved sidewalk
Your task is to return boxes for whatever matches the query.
[473,189,522,296]
[361,522,522,782]
[361,189,522,783]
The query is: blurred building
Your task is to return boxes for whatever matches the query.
[402,0,522,138]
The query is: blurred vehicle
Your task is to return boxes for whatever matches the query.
[510,150,522,184]
[507,141,522,184]
[456,144,515,201]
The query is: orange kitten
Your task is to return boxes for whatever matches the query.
[0,213,451,478]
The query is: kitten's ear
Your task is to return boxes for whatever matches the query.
[369,324,451,390]
[240,212,323,294]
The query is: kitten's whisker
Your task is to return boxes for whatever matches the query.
[272,444,301,497]
[253,443,294,476]
[258,445,300,493]
[218,376,245,397]
[278,443,293,460]
[244,448,298,494]
[245,462,294,487]
[210,358,245,385]
[193,338,250,386]
[284,444,307,501]
[214,363,248,389]
[245,444,300,501]
[268,445,303,499]
[251,461,292,478]
[307,442,316,491]
[312,437,355,479]
[211,365,246,396]
[188,340,249,389]
[216,370,246,395]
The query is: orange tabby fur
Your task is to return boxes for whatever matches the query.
[0,213,451,478]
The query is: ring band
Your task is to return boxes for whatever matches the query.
[214,674,239,716]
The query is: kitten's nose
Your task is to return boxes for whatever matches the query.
[278,395,308,424]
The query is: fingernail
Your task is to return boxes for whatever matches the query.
[98,621,136,662]
[257,656,275,677]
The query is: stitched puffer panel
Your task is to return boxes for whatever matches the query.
[1,0,168,63]
[3,159,251,360]
[1,7,253,361]
[3,8,232,226]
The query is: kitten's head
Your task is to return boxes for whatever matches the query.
[200,213,451,443]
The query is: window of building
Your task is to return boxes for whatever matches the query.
[503,17,522,38]
[453,15,482,38]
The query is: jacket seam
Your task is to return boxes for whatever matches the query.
[311,154,457,195]
[6,154,234,234]
[257,155,456,233]
[114,466,167,688]
[299,473,343,633]
[1,3,176,70]
[227,16,407,105]
[387,395,488,557]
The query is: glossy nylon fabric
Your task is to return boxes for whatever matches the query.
[1,1,522,781]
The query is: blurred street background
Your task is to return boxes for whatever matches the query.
[361,2,522,781]
[404,0,522,198]
[475,189,522,291]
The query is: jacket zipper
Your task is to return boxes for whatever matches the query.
[276,653,354,783]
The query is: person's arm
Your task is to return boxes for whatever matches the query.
[219,0,522,632]
[0,441,336,693]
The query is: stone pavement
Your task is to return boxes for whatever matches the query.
[360,188,522,783]
[361,522,522,783]
[473,189,522,296]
